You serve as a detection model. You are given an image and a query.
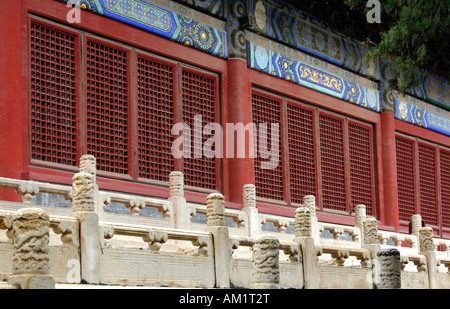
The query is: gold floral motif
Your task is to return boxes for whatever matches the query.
[298,64,343,93]
[426,79,450,105]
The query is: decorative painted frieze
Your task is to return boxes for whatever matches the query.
[58,0,449,118]
[247,0,379,80]
[173,0,225,19]
[247,40,380,112]
[395,93,450,136]
[424,77,450,110]
[61,0,227,58]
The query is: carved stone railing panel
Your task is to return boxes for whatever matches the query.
[318,245,371,268]
[187,202,247,234]
[49,215,79,247]
[0,177,72,208]
[98,222,213,255]
[319,223,361,247]
[400,254,427,272]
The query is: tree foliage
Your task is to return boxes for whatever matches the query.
[344,0,450,91]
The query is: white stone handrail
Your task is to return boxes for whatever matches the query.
[400,253,427,272]
[377,230,418,253]
[259,213,295,234]
[319,222,361,243]
[1,155,450,289]
[317,245,371,267]
[435,238,450,252]
[0,209,79,246]
[229,234,300,262]
[437,257,450,273]
[0,177,72,203]
[99,221,212,254]
[100,191,172,218]
[187,202,246,229]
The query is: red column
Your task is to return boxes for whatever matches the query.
[380,111,400,231]
[0,0,24,201]
[225,59,255,205]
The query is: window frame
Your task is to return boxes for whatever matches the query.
[347,119,376,217]
[179,65,221,193]
[27,17,83,172]
[250,86,378,220]
[83,34,134,180]
[22,6,227,202]
[134,51,179,186]
[395,131,450,237]
[286,99,319,208]
[251,88,288,205]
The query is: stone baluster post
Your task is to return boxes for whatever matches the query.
[419,227,437,289]
[410,214,422,236]
[79,155,101,217]
[294,207,312,239]
[294,206,319,289]
[376,248,401,289]
[363,217,381,287]
[355,204,366,247]
[205,193,230,288]
[363,217,379,246]
[411,214,422,233]
[410,214,422,250]
[79,154,96,179]
[303,195,319,242]
[355,204,367,226]
[14,182,39,205]
[169,171,187,230]
[242,184,259,237]
[72,169,100,284]
[250,235,280,289]
[8,208,55,289]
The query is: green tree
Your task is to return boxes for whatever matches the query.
[344,0,450,92]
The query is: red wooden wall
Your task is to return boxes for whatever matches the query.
[1,0,450,237]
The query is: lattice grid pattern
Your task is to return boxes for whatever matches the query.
[418,143,438,226]
[181,70,216,190]
[287,103,316,204]
[86,40,129,174]
[29,22,77,166]
[440,149,450,229]
[395,136,416,222]
[252,92,284,201]
[136,56,174,182]
[348,122,374,216]
[319,113,346,212]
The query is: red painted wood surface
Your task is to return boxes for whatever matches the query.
[0,0,449,235]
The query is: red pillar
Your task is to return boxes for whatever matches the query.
[380,111,400,231]
[0,0,24,201]
[225,58,255,205]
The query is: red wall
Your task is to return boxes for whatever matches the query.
[1,0,449,235]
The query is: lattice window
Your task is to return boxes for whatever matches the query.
[319,113,346,212]
[440,149,450,229]
[136,55,174,182]
[29,22,78,166]
[395,136,416,222]
[348,122,374,216]
[252,92,284,201]
[287,103,316,204]
[181,70,216,190]
[86,40,129,174]
[418,143,438,226]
